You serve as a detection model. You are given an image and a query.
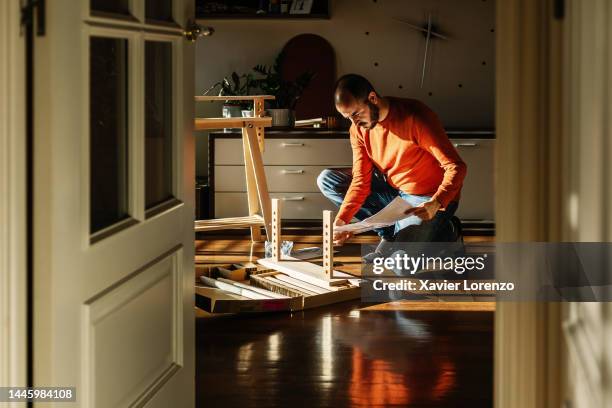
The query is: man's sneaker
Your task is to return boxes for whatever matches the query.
[362,237,395,263]
[445,216,466,258]
[450,216,464,243]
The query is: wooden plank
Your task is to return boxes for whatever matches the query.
[245,125,272,238]
[195,117,271,130]
[195,287,292,314]
[195,286,250,301]
[274,274,331,294]
[194,215,264,232]
[268,276,319,295]
[242,128,264,242]
[271,199,281,260]
[200,276,270,300]
[216,266,248,281]
[322,210,333,279]
[253,97,266,151]
[195,95,275,102]
[250,274,309,298]
[216,278,290,299]
[257,257,348,288]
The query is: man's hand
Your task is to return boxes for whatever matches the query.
[332,218,353,246]
[406,198,441,221]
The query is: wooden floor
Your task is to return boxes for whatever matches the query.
[195,234,494,407]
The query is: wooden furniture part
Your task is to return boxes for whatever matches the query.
[194,262,359,313]
[257,199,349,288]
[194,95,274,241]
[249,269,360,310]
[209,130,496,224]
[322,210,333,279]
[271,199,281,260]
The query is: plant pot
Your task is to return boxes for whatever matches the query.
[267,109,295,127]
[222,104,242,118]
[222,104,242,132]
[241,110,254,118]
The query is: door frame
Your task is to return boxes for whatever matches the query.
[494,0,570,406]
[0,0,28,400]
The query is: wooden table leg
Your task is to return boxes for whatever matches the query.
[245,124,272,239]
[242,128,264,242]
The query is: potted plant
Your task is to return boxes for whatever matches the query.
[252,52,314,127]
[203,71,256,118]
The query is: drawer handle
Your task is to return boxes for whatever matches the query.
[281,142,305,147]
[282,169,305,175]
[280,196,305,201]
[453,142,479,148]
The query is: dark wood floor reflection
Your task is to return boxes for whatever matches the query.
[196,300,493,407]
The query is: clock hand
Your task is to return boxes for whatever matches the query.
[393,17,448,40]
[420,13,432,88]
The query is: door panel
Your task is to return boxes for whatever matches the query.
[34,1,195,407]
[83,249,183,407]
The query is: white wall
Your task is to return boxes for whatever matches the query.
[195,0,495,176]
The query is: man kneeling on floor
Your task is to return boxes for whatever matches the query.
[317,74,467,261]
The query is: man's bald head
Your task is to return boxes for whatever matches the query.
[334,74,376,107]
[334,74,382,129]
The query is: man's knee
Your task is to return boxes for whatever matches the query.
[317,168,339,195]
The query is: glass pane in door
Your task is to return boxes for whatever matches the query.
[145,41,174,210]
[145,0,174,23]
[90,37,130,233]
[91,0,131,16]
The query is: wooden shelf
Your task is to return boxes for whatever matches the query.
[196,13,330,20]
[195,116,272,130]
[196,0,330,20]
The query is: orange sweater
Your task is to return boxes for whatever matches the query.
[337,97,467,223]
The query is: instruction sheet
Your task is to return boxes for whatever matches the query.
[334,197,415,234]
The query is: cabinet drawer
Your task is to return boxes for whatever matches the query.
[215,165,330,193]
[215,138,353,166]
[450,139,495,221]
[215,193,337,219]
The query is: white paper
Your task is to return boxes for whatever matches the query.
[334,197,415,234]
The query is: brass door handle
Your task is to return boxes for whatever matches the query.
[183,20,214,42]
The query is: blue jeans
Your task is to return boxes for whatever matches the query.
[317,168,458,242]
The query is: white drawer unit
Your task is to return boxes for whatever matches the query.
[215,165,328,192]
[450,139,495,221]
[215,137,353,165]
[215,193,337,220]
[211,134,353,220]
[209,133,495,223]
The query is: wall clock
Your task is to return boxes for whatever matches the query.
[395,13,448,88]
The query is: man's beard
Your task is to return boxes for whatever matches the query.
[363,101,380,129]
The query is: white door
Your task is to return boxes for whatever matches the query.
[33,1,195,407]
